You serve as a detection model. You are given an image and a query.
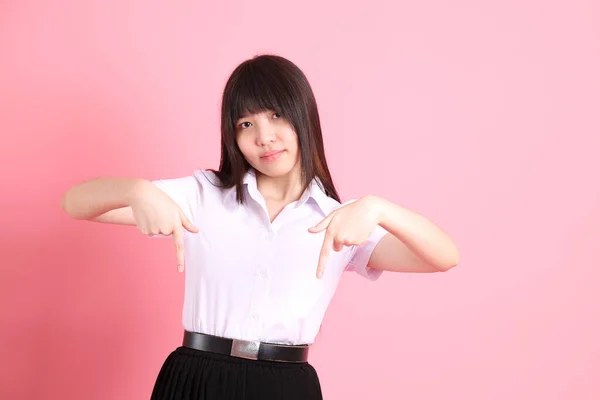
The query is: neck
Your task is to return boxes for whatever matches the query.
[255,167,305,204]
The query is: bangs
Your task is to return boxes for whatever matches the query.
[225,61,298,123]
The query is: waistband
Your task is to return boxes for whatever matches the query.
[182,330,310,363]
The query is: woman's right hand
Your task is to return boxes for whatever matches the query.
[129,180,200,272]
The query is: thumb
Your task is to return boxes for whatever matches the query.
[308,213,333,234]
[180,212,199,233]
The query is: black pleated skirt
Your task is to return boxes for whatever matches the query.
[150,346,323,400]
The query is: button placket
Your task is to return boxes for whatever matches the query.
[247,231,275,326]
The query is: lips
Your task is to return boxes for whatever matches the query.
[261,150,284,158]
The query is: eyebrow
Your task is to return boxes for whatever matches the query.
[236,109,273,121]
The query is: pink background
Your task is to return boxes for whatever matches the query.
[1,0,599,399]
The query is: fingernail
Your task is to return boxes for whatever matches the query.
[178,265,183,273]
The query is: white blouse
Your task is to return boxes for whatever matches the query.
[152,169,388,345]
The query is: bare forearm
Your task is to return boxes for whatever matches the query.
[61,177,149,220]
[371,196,460,270]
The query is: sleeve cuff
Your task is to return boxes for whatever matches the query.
[346,225,388,281]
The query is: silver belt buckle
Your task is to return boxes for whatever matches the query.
[230,339,260,360]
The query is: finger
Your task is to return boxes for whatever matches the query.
[333,240,344,252]
[316,230,334,279]
[308,213,334,233]
[172,225,185,272]
[181,215,200,233]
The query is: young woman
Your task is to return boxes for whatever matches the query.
[61,54,460,400]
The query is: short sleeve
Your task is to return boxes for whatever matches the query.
[150,174,202,236]
[345,224,389,281]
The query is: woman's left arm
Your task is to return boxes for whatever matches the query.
[366,195,460,273]
[310,195,460,278]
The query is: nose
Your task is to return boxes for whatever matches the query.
[255,122,276,146]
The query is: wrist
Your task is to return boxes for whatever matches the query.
[361,195,388,225]
[127,178,152,206]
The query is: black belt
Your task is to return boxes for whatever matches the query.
[182,330,310,363]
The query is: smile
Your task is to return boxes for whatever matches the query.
[261,150,284,161]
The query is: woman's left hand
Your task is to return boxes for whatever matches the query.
[308,195,382,279]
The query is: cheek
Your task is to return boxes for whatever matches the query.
[287,134,300,155]
[280,129,297,147]
[236,137,252,158]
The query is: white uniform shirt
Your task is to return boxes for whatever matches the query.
[152,169,388,345]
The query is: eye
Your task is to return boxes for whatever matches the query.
[238,121,252,129]
[273,112,281,119]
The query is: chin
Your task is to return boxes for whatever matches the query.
[254,166,294,178]
[253,162,298,178]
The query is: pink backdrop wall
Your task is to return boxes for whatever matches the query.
[1,1,599,399]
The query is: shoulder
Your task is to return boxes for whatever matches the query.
[319,197,357,215]
[193,169,221,188]
[151,169,231,204]
[307,179,347,217]
[152,169,222,188]
[193,169,240,207]
[312,195,337,213]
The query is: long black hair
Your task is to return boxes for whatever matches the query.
[209,54,341,204]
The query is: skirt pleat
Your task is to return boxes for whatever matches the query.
[150,346,323,400]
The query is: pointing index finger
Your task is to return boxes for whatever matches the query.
[317,230,334,279]
[172,225,185,272]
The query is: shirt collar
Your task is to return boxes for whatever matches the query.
[225,169,333,214]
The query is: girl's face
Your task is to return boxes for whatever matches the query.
[235,110,301,179]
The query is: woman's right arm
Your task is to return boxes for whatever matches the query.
[61,177,148,225]
[61,177,199,271]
